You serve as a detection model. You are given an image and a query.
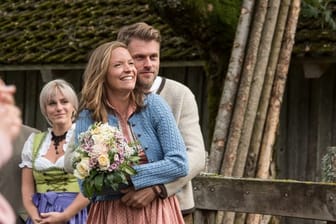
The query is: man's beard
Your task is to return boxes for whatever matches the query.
[137,75,157,92]
[137,80,153,93]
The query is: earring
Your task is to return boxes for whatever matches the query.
[71,110,76,121]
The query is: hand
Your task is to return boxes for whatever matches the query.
[0,104,21,166]
[0,80,21,167]
[0,79,21,141]
[0,104,22,140]
[39,212,67,224]
[32,216,42,224]
[0,80,16,105]
[120,186,157,208]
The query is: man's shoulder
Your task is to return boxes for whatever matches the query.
[162,78,193,94]
[12,125,40,158]
[18,125,40,141]
[164,78,187,88]
[21,125,39,134]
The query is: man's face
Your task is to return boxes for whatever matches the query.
[127,38,160,91]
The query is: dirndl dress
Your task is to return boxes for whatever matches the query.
[87,196,184,224]
[26,169,87,224]
[26,192,87,224]
[20,129,87,224]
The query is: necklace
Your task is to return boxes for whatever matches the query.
[51,131,67,155]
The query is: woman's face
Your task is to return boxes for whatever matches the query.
[45,90,74,127]
[106,47,137,93]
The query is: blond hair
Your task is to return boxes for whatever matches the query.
[39,79,78,126]
[80,41,144,122]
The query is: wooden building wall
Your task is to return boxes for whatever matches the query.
[0,65,209,147]
[277,61,336,224]
[277,62,336,182]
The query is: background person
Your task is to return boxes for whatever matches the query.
[20,79,89,224]
[117,22,206,223]
[76,41,188,223]
[0,124,39,224]
[0,80,23,224]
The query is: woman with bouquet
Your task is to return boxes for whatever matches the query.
[75,41,188,223]
[20,79,89,224]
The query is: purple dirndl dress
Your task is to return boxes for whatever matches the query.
[26,192,87,224]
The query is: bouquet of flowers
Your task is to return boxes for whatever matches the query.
[72,122,140,198]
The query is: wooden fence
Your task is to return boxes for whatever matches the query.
[193,175,336,223]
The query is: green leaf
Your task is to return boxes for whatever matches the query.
[94,174,104,192]
[129,156,140,163]
[111,182,119,191]
[121,164,137,175]
[113,171,124,183]
[90,169,98,176]
[83,180,94,198]
[106,173,115,184]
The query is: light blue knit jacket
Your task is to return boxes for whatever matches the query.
[75,93,188,201]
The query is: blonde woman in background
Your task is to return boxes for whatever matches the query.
[20,79,89,224]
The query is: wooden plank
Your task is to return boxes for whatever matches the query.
[184,66,209,147]
[308,73,319,182]
[317,70,334,178]
[286,65,301,180]
[287,65,310,181]
[193,175,336,221]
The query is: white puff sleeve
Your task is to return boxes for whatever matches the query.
[19,133,35,168]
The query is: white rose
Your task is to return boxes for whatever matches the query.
[74,158,90,179]
[97,154,110,170]
[92,134,105,145]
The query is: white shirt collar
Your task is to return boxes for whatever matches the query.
[149,76,162,93]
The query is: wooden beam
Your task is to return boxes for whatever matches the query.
[193,175,336,221]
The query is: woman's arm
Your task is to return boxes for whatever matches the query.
[21,167,41,224]
[131,94,189,189]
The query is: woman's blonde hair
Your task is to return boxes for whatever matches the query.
[80,41,144,122]
[39,79,78,126]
